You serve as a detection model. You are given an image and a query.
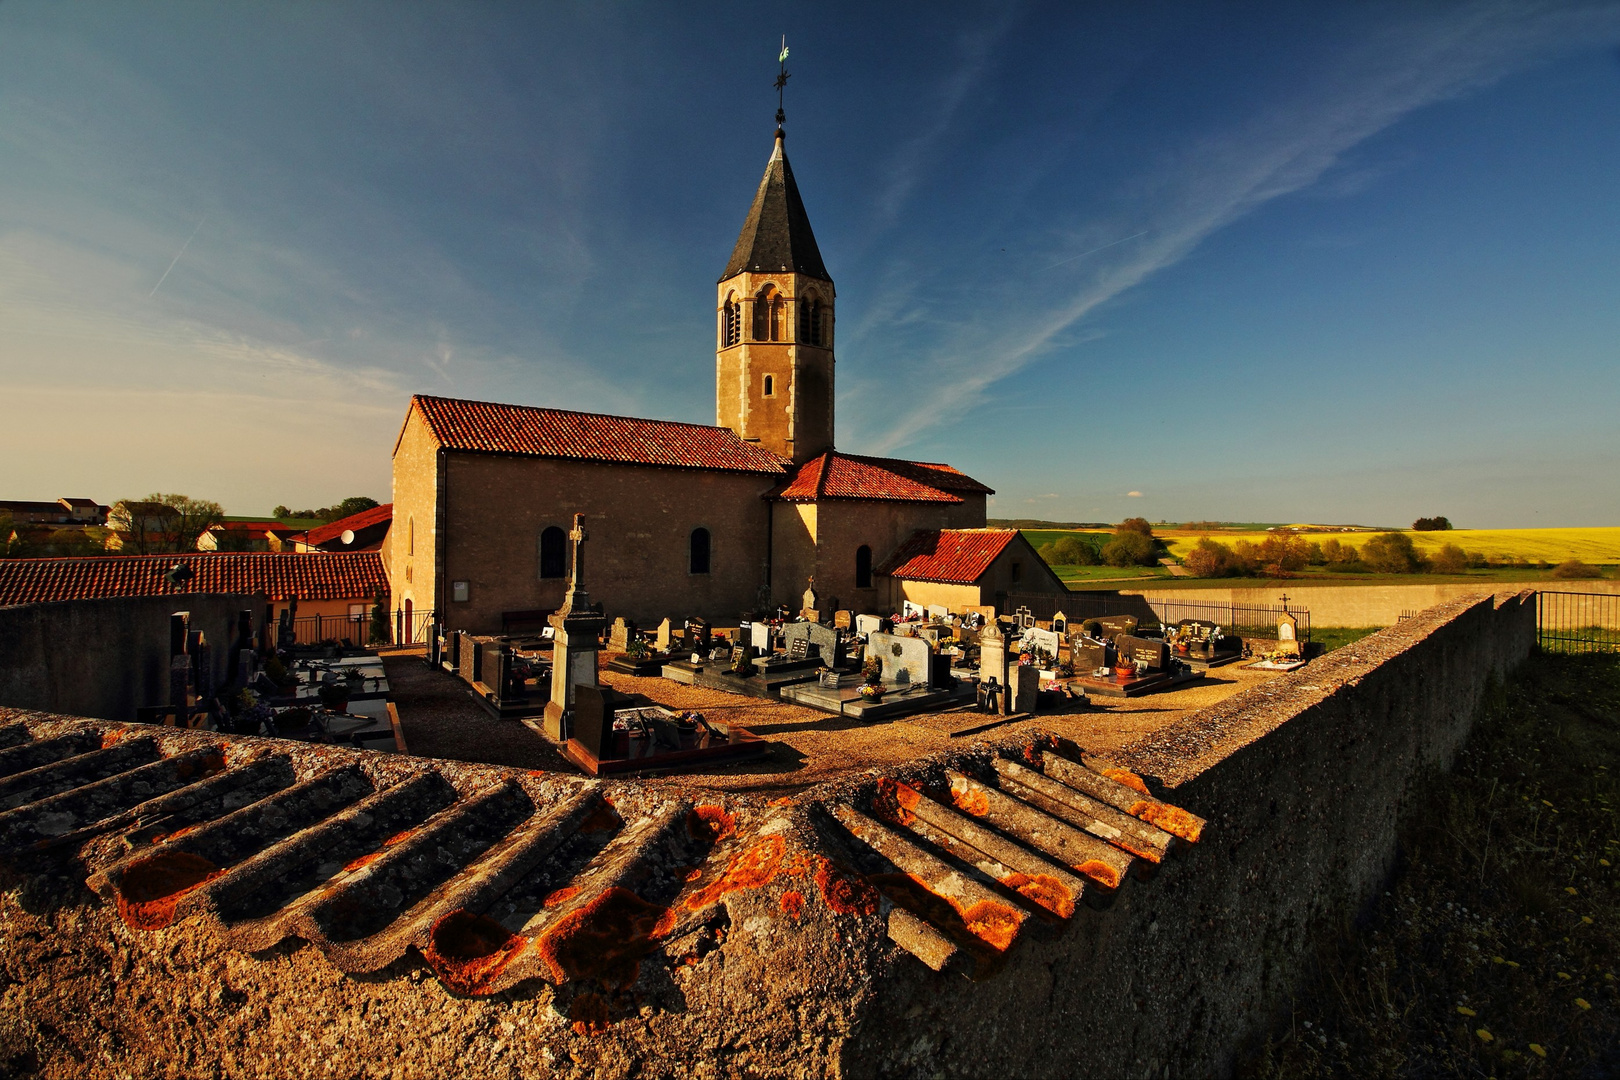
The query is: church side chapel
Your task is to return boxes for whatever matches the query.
[388,110,1067,639]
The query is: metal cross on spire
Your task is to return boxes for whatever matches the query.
[774,36,790,128]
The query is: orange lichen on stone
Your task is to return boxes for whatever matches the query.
[579,800,623,834]
[779,890,806,920]
[869,872,1021,953]
[1133,801,1204,843]
[543,886,580,908]
[1100,766,1151,796]
[784,852,817,878]
[152,824,197,846]
[948,777,990,818]
[535,887,675,988]
[814,858,880,917]
[683,867,705,883]
[114,850,223,930]
[684,835,786,911]
[769,796,794,806]
[687,805,737,843]
[100,731,124,748]
[872,778,922,826]
[1000,872,1077,919]
[1072,859,1122,890]
[423,910,529,996]
[176,752,226,780]
[342,827,420,872]
[343,851,384,873]
[569,991,613,1036]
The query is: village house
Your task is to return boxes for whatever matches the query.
[389,127,1067,631]
[0,497,108,527]
[286,502,393,554]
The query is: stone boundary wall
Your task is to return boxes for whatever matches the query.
[1120,579,1611,626]
[841,591,1536,1076]
[0,593,260,722]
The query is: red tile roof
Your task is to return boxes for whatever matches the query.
[0,552,388,605]
[408,395,785,475]
[771,451,994,503]
[875,529,1020,583]
[295,503,393,547]
[211,520,298,536]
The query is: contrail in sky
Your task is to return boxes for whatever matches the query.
[149,213,208,297]
[1043,230,1149,270]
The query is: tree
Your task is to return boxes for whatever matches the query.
[1430,543,1470,574]
[1102,530,1156,567]
[1117,517,1154,537]
[1039,535,1098,566]
[330,496,379,521]
[1361,532,1425,574]
[110,494,224,554]
[368,591,391,644]
[1257,534,1309,574]
[1184,537,1239,577]
[1413,516,1452,531]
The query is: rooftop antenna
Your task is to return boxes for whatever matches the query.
[774,36,790,130]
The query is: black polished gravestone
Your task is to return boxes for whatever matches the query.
[1070,632,1201,698]
[570,684,629,763]
[1071,637,1109,673]
[1092,615,1139,640]
[1116,634,1169,674]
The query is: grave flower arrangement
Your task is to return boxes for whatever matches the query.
[858,657,885,700]
[626,636,651,659]
[232,689,273,736]
[730,649,753,676]
[1055,659,1075,679]
[317,680,351,713]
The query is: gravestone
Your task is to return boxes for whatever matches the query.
[833,610,853,630]
[1019,627,1062,662]
[927,604,950,620]
[818,669,841,689]
[802,578,818,614]
[978,624,1008,687]
[571,684,624,762]
[1051,611,1068,635]
[1008,665,1040,714]
[750,621,772,654]
[1072,637,1109,672]
[685,617,711,653]
[1094,615,1140,640]
[1116,634,1169,674]
[783,620,837,662]
[1276,612,1302,658]
[445,630,462,671]
[459,636,482,685]
[656,618,673,652]
[867,632,933,688]
[608,618,634,651]
[1012,606,1036,629]
[546,513,605,740]
[855,614,884,636]
[902,601,924,620]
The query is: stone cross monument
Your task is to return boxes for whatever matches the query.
[544,513,606,739]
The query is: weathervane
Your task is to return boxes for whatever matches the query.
[774,36,790,128]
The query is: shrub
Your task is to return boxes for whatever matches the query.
[1102,530,1156,567]
[1184,537,1239,577]
[368,592,390,645]
[1412,516,1452,531]
[1552,559,1603,579]
[1319,538,1361,566]
[1429,543,1469,575]
[1257,534,1309,573]
[1117,517,1154,537]
[1361,532,1425,574]
[1039,535,1098,566]
[1306,542,1326,566]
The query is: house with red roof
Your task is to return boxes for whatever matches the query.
[390,127,1064,630]
[875,529,1068,613]
[287,503,392,554]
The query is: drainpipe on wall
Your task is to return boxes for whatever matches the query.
[435,448,448,628]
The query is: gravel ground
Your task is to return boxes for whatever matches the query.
[381,647,1285,795]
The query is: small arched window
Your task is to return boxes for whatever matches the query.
[539,526,566,579]
[855,544,873,589]
[763,374,774,396]
[689,528,711,575]
[721,295,741,348]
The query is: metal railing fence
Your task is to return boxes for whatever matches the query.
[284,608,436,647]
[1001,591,1309,642]
[1536,591,1620,654]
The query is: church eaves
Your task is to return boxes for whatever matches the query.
[722,131,830,282]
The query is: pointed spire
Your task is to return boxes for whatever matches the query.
[722,129,830,282]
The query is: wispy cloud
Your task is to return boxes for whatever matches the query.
[862,3,1616,454]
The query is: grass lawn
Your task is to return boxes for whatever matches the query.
[1246,652,1620,1076]
[1053,565,1169,583]
[1308,626,1383,653]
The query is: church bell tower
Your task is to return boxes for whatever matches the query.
[716,125,835,464]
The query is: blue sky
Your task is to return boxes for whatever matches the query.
[2,2,1617,526]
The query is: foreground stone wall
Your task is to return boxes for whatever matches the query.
[0,593,1534,1079]
[842,591,1536,1076]
[0,593,259,723]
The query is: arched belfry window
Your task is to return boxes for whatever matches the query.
[721,295,741,348]
[855,545,873,589]
[689,528,711,575]
[763,374,774,396]
[799,295,824,346]
[539,526,566,579]
[754,286,784,342]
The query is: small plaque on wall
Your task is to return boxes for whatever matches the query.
[452,581,470,603]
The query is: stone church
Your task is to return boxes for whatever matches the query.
[389,126,1065,632]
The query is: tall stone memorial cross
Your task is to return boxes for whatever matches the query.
[545,513,606,740]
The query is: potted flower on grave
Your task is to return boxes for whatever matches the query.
[1114,656,1138,682]
[627,636,651,660]
[1055,659,1075,680]
[317,680,350,713]
[858,658,885,701]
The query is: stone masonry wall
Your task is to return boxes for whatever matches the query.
[841,591,1536,1076]
[0,593,260,723]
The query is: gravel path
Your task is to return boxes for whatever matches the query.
[380,651,569,771]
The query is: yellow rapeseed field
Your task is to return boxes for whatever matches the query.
[1156,527,1620,564]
